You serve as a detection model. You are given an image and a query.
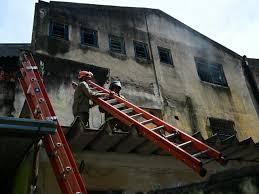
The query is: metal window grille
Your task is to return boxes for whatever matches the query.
[81,28,98,47]
[134,41,149,59]
[49,21,69,40]
[158,47,173,64]
[195,58,227,86]
[109,35,125,54]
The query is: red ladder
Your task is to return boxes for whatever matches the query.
[86,80,226,176]
[19,51,87,194]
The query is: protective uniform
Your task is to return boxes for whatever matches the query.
[72,71,97,127]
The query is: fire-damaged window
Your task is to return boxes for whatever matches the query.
[81,28,98,47]
[158,47,173,65]
[195,58,228,87]
[209,118,236,142]
[49,21,69,40]
[134,41,150,60]
[109,35,125,54]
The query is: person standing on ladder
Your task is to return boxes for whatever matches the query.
[72,71,107,127]
[100,80,129,134]
[109,81,125,99]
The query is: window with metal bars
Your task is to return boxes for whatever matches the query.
[134,41,149,60]
[109,35,125,54]
[209,118,236,142]
[195,58,228,86]
[81,28,98,47]
[158,47,173,65]
[49,21,69,40]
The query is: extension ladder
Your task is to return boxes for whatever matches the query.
[19,51,87,194]
[86,81,226,176]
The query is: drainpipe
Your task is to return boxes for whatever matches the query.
[144,11,162,97]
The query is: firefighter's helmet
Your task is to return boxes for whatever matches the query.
[78,71,93,79]
[109,80,122,91]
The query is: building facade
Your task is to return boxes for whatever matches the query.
[1,1,259,194]
[31,1,259,141]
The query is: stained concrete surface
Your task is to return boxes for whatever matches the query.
[32,1,259,143]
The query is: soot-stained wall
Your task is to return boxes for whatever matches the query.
[31,1,259,142]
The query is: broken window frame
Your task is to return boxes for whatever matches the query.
[158,46,173,65]
[133,41,150,60]
[109,35,126,54]
[195,58,228,87]
[209,117,236,142]
[49,21,69,41]
[80,28,98,47]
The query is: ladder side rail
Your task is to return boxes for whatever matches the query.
[20,52,87,194]
[88,81,224,163]
[137,122,205,175]
[25,53,87,192]
[89,93,205,175]
[19,73,75,194]
[26,53,87,193]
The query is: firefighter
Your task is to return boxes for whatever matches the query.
[109,80,124,98]
[100,80,129,134]
[72,71,107,127]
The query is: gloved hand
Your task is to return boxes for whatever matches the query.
[109,91,115,96]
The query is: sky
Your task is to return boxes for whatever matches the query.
[0,0,258,58]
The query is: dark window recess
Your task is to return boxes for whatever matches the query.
[209,118,236,142]
[81,28,98,47]
[195,58,227,86]
[109,35,125,54]
[158,47,173,65]
[49,21,68,40]
[134,41,149,59]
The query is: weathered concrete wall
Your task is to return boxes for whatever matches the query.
[27,1,259,193]
[31,1,259,142]
[36,150,259,194]
[32,2,162,112]
[150,165,259,194]
[0,58,18,116]
[16,53,109,126]
[145,12,259,141]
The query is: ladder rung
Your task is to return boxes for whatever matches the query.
[96,92,107,96]
[26,66,38,70]
[130,113,143,118]
[192,149,209,158]
[89,87,97,90]
[106,99,117,104]
[151,125,164,131]
[26,83,32,94]
[113,103,125,109]
[140,119,153,125]
[177,141,192,148]
[121,108,133,114]
[165,132,178,139]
